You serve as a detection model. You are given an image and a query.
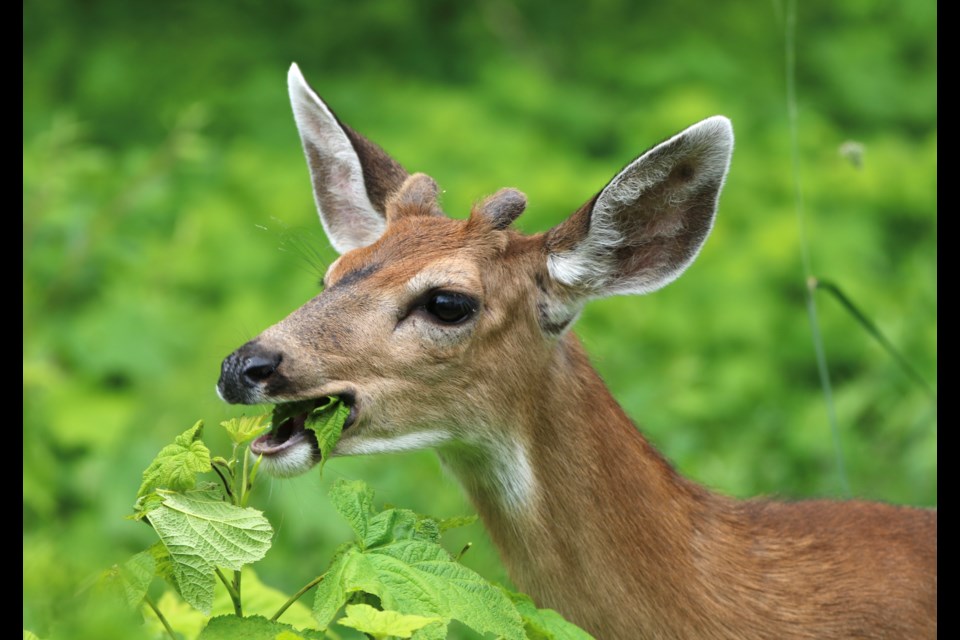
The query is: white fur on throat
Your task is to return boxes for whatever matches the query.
[439,435,538,515]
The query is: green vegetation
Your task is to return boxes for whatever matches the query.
[78,416,591,639]
[24,1,935,638]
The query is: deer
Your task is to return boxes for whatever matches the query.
[217,63,937,639]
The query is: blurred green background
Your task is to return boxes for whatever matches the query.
[24,0,936,637]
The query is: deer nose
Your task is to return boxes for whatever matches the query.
[242,353,281,384]
[218,343,283,404]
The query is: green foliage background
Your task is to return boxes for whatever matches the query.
[24,1,936,637]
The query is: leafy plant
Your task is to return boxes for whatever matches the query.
[95,403,591,639]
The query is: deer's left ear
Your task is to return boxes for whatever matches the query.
[288,63,409,254]
[545,116,733,299]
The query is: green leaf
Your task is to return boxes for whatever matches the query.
[329,480,376,545]
[137,420,211,498]
[23,632,41,640]
[304,399,350,472]
[411,621,448,640]
[271,400,318,427]
[338,603,442,639]
[132,492,166,517]
[312,545,370,630]
[198,615,323,640]
[371,540,524,640]
[119,549,156,608]
[149,541,177,587]
[317,480,523,639]
[313,539,523,640]
[506,591,595,640]
[87,548,156,612]
[364,508,440,548]
[220,414,270,445]
[329,479,443,549]
[145,488,273,613]
[310,555,346,630]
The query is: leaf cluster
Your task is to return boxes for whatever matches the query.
[93,415,590,639]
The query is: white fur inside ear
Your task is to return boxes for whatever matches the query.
[546,218,621,291]
[548,116,733,295]
[288,63,386,254]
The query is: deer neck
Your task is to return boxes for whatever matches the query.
[437,333,725,637]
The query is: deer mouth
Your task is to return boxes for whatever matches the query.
[251,393,356,458]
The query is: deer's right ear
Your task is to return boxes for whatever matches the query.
[545,116,733,301]
[288,63,409,254]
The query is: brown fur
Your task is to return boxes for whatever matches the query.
[220,71,937,639]
[247,215,937,638]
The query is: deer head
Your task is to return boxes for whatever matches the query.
[217,63,733,483]
[214,67,940,640]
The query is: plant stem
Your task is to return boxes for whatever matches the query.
[212,462,235,502]
[805,281,850,496]
[216,567,243,616]
[240,443,251,506]
[144,594,177,640]
[271,573,326,622]
[234,569,243,615]
[784,0,849,497]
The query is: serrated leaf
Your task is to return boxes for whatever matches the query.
[329,480,442,549]
[371,540,524,640]
[133,491,166,516]
[146,488,273,613]
[365,508,441,548]
[150,541,177,586]
[505,590,594,640]
[312,545,382,630]
[313,538,523,640]
[318,480,523,639]
[137,420,211,498]
[338,603,442,639]
[88,548,156,612]
[119,549,156,607]
[304,399,350,472]
[411,620,448,640]
[198,615,323,640]
[220,414,270,445]
[329,480,376,545]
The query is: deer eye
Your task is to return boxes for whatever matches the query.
[423,292,476,324]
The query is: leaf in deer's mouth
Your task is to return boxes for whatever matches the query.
[303,397,351,470]
[251,397,351,471]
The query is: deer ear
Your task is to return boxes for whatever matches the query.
[546,116,733,298]
[288,63,409,254]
